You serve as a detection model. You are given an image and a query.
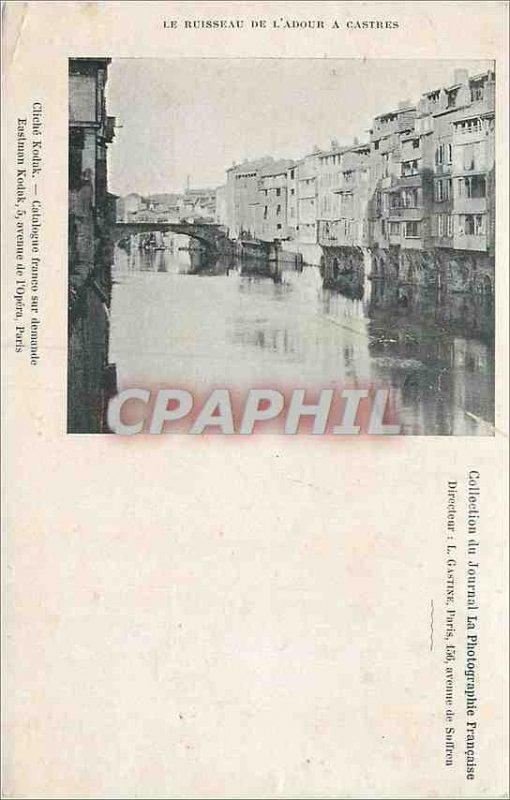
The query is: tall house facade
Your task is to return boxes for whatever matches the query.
[424,69,495,263]
[277,151,323,265]
[330,142,371,248]
[225,157,274,238]
[255,160,295,242]
[451,72,495,259]
[69,57,116,290]
[368,103,418,254]
[317,140,373,288]
[68,58,116,433]
[316,142,346,245]
[366,70,495,289]
[296,152,320,245]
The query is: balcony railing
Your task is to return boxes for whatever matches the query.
[453,233,487,252]
[398,173,422,187]
[453,197,487,215]
[387,207,422,221]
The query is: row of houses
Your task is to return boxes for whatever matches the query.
[217,67,495,292]
[117,188,217,223]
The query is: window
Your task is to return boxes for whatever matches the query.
[470,85,484,102]
[435,179,453,202]
[412,138,420,149]
[436,142,454,167]
[402,160,419,177]
[464,214,484,236]
[263,206,268,219]
[276,204,282,215]
[404,221,420,238]
[437,214,445,236]
[374,141,379,151]
[447,89,458,108]
[290,188,295,196]
[458,175,486,198]
[276,188,281,197]
[389,221,400,235]
[402,188,419,208]
[447,215,453,236]
[290,169,295,179]
[381,220,386,236]
[463,145,476,171]
[390,192,400,209]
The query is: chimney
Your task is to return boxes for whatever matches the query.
[453,68,469,86]
[353,136,359,146]
[331,138,339,149]
[398,99,411,110]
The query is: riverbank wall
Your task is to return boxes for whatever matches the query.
[369,246,494,293]
[226,232,494,296]
[227,238,304,279]
[317,243,494,295]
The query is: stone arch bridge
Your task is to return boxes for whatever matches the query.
[111,221,230,255]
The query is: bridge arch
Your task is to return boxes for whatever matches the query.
[112,221,229,253]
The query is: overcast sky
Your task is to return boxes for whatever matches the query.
[106,58,493,196]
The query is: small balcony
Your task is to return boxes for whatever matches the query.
[434,162,452,176]
[432,234,454,249]
[398,173,422,188]
[453,233,487,252]
[454,197,487,215]
[452,127,486,146]
[388,207,422,221]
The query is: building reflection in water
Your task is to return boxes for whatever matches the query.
[109,242,494,436]
[365,281,494,434]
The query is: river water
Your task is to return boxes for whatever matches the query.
[109,242,494,435]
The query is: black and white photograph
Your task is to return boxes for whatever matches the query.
[68,57,496,434]
[4,4,508,798]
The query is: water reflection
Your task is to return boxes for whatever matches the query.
[109,243,494,435]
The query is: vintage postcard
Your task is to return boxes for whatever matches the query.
[2,1,508,798]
